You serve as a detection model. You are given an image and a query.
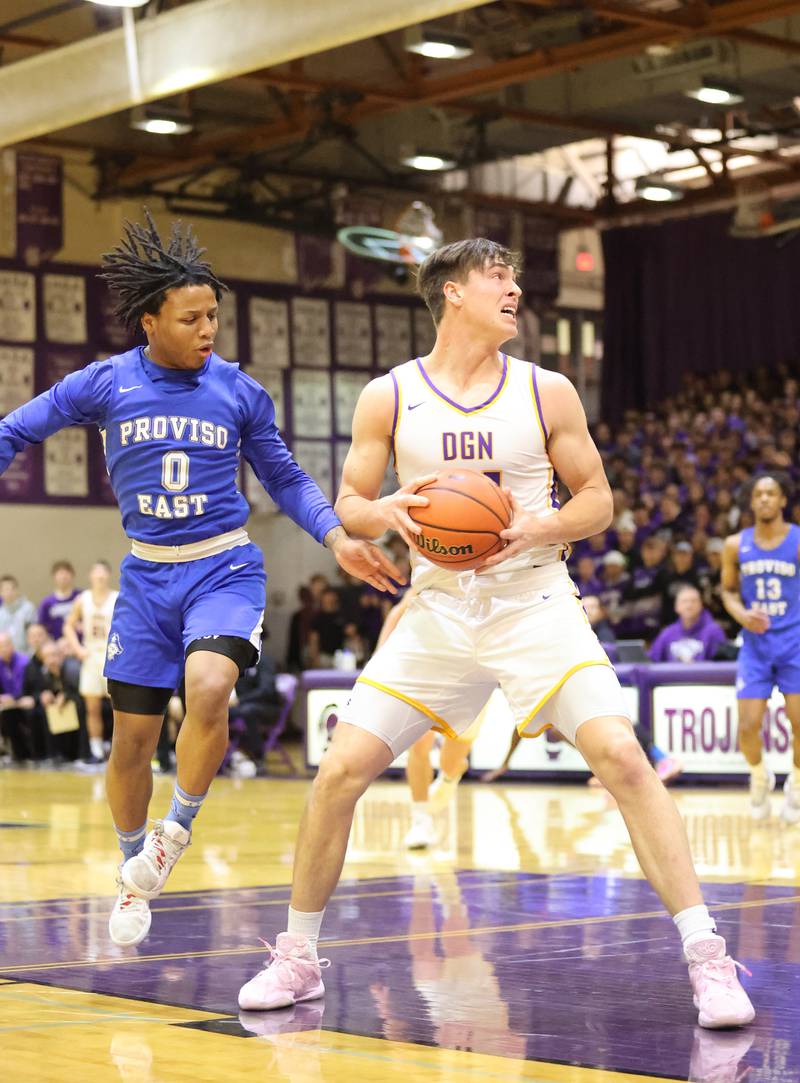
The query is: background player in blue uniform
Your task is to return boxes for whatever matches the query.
[722,474,800,822]
[0,211,403,947]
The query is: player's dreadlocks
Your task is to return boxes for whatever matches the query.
[100,208,227,330]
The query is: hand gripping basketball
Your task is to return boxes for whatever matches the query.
[407,470,511,571]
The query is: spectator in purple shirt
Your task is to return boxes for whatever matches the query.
[649,585,728,664]
[0,630,31,761]
[37,560,81,642]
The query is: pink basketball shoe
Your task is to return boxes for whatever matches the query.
[686,936,755,1029]
[238,933,329,1011]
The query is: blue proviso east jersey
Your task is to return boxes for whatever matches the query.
[0,347,339,545]
[736,523,800,699]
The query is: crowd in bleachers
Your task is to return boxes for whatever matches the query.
[3,364,797,770]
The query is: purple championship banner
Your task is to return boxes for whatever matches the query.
[302,663,792,780]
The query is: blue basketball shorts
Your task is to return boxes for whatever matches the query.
[736,631,800,700]
[103,541,266,690]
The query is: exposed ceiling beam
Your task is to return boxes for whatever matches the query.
[0,0,495,148]
[98,0,800,195]
[726,26,800,55]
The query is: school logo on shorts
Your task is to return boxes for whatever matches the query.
[106,632,124,662]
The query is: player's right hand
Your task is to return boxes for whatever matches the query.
[743,609,770,634]
[376,474,437,546]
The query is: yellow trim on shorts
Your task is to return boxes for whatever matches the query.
[356,676,458,739]
[516,659,612,738]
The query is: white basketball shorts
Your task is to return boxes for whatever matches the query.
[79,648,109,697]
[338,563,629,758]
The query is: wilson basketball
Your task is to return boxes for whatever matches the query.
[408,470,511,570]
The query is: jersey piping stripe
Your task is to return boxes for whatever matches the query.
[516,659,612,737]
[390,369,402,476]
[414,354,508,416]
[531,363,548,443]
[355,676,458,738]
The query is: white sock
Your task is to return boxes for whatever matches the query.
[287,906,325,957]
[673,904,718,954]
[750,761,767,783]
[412,800,431,819]
[89,737,104,759]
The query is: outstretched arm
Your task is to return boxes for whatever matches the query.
[238,372,404,592]
[0,362,111,473]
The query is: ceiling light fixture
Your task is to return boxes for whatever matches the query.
[688,126,721,144]
[400,151,456,171]
[403,26,473,60]
[85,1,149,8]
[685,79,744,106]
[635,176,684,202]
[130,105,193,135]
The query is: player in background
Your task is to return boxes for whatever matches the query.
[721,474,800,822]
[378,592,478,849]
[239,238,754,1030]
[64,559,118,764]
[0,211,402,948]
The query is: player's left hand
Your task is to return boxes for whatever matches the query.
[328,531,407,593]
[477,490,553,571]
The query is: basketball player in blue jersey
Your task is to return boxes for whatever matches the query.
[721,474,800,822]
[239,238,754,1030]
[0,211,402,948]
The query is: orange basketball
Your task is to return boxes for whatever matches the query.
[408,470,512,570]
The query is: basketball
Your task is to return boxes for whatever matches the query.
[408,470,512,570]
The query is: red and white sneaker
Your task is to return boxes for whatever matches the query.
[238,933,329,1011]
[120,820,190,900]
[108,873,151,946]
[686,936,755,1029]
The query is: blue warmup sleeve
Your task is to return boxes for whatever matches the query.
[0,361,113,474]
[237,372,341,544]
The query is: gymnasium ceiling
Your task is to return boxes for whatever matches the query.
[3,0,800,230]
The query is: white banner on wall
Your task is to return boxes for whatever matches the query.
[375,305,411,369]
[44,428,88,497]
[334,301,372,368]
[293,440,333,501]
[292,369,331,438]
[43,273,87,343]
[0,345,34,413]
[292,297,330,368]
[652,684,793,774]
[249,297,289,370]
[334,371,370,437]
[0,270,35,341]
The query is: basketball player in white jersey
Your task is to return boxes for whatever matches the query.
[239,238,754,1029]
[378,590,480,849]
[64,560,118,763]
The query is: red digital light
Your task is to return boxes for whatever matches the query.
[575,248,594,273]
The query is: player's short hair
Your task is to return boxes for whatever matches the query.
[748,471,792,502]
[417,238,521,325]
[51,560,74,575]
[101,208,226,330]
[91,559,112,572]
[0,574,18,586]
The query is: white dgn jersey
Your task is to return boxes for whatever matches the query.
[390,354,566,591]
[80,589,119,652]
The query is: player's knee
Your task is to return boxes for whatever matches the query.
[109,726,154,766]
[314,751,372,804]
[593,733,650,789]
[186,672,235,718]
